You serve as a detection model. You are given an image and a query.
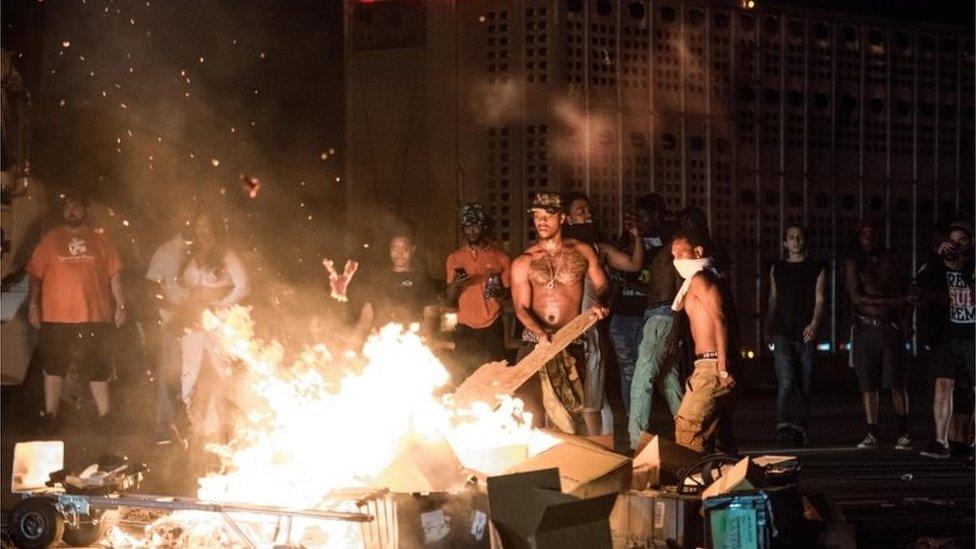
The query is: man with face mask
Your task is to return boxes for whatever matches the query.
[669,229,739,454]
[563,193,645,435]
[844,216,914,450]
[918,218,975,459]
[27,194,125,432]
[510,192,610,435]
[445,203,512,377]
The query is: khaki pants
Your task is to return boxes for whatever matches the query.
[674,359,737,454]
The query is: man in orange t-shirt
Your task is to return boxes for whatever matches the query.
[446,203,512,376]
[27,194,125,431]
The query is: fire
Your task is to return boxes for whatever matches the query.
[103,306,554,546]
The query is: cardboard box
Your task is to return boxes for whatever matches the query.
[700,457,765,500]
[507,433,631,499]
[610,490,704,549]
[392,490,491,548]
[487,469,617,549]
[631,434,703,490]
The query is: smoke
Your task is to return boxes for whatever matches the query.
[20,1,343,287]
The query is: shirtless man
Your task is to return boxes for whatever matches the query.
[670,230,739,454]
[510,192,610,434]
[845,217,914,450]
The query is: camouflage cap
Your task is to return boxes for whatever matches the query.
[458,202,487,228]
[527,192,563,214]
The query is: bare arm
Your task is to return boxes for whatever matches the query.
[422,304,440,338]
[600,240,645,273]
[110,272,126,327]
[355,302,374,344]
[511,255,550,341]
[763,264,777,341]
[802,267,827,342]
[844,258,902,308]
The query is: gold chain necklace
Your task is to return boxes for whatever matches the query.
[544,250,561,289]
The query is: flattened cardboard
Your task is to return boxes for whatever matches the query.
[700,457,764,500]
[487,468,616,549]
[508,433,630,498]
[454,312,598,409]
[631,433,703,490]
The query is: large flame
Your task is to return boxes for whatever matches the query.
[109,306,555,546]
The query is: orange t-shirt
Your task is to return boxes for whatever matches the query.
[445,243,512,329]
[27,226,123,324]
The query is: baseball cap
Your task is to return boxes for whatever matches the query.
[527,192,562,214]
[458,202,487,228]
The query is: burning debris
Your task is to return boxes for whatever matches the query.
[322,258,358,302]
[239,174,260,198]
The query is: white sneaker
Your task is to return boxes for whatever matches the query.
[894,435,914,451]
[857,433,878,448]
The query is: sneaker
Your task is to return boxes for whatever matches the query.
[857,433,878,448]
[894,435,914,451]
[919,441,951,459]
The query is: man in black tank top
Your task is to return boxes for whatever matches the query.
[764,224,826,446]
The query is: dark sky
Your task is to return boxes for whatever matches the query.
[2,0,345,281]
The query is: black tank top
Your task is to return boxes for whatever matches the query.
[772,259,823,339]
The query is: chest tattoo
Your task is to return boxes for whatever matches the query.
[528,247,588,289]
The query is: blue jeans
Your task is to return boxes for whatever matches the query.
[609,314,646,414]
[628,306,685,449]
[772,335,814,433]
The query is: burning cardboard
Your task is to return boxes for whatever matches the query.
[507,433,630,499]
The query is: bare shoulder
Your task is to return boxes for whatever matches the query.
[689,270,719,292]
[566,238,597,259]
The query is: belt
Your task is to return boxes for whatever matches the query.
[694,351,719,360]
[856,314,898,328]
[522,329,585,347]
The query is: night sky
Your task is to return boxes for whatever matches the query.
[3,0,345,283]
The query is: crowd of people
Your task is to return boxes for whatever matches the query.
[20,190,974,463]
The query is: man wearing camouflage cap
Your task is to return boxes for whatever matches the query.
[510,192,610,435]
[446,203,512,379]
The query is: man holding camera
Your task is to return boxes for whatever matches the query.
[918,218,974,459]
[446,203,512,377]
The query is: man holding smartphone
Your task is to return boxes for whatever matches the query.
[446,203,512,377]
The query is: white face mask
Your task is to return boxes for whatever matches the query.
[673,258,711,279]
[670,257,715,311]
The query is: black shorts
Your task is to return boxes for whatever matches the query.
[851,322,907,391]
[930,336,976,384]
[36,322,113,382]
